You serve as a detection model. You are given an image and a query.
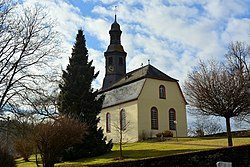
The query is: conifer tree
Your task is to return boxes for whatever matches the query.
[58,30,112,159]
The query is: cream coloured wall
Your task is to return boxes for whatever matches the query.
[98,78,187,142]
[137,78,187,138]
[98,100,139,143]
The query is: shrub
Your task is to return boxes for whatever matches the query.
[162,130,173,137]
[14,138,34,162]
[156,130,173,138]
[33,116,87,167]
[156,133,163,138]
[0,147,16,167]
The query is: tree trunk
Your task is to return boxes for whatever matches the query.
[43,160,55,167]
[225,117,233,146]
[42,153,55,167]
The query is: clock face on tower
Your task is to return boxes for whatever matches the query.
[108,65,114,73]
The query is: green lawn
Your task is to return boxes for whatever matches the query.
[16,137,250,167]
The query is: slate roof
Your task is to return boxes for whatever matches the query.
[100,64,177,93]
[101,79,145,108]
[99,64,183,108]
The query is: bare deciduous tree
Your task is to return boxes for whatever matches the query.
[33,116,87,167]
[0,1,60,115]
[112,116,131,160]
[188,116,223,137]
[226,41,250,125]
[185,42,250,146]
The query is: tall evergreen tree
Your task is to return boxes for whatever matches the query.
[58,30,112,159]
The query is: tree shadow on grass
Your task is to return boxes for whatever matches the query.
[77,148,204,166]
[110,148,202,159]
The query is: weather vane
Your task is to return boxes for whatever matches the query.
[114,5,118,15]
[114,5,118,21]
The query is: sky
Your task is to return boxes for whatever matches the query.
[20,0,250,128]
[21,0,250,88]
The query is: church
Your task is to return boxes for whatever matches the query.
[98,15,187,142]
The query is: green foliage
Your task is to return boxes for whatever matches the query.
[0,147,16,167]
[58,29,112,160]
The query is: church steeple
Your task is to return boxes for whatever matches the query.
[102,15,127,90]
[106,14,124,51]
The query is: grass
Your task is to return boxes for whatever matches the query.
[16,155,41,167]
[16,137,250,167]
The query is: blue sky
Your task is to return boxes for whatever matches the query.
[21,0,250,128]
[22,0,250,88]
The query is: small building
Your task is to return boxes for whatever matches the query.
[98,15,187,142]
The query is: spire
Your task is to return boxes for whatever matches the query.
[106,13,124,52]
[102,11,127,90]
[110,15,120,32]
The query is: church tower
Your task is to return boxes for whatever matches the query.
[102,15,127,90]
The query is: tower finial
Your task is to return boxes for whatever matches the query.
[114,5,117,22]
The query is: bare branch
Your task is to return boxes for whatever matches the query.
[185,42,250,146]
[0,2,61,113]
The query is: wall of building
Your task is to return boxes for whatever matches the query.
[98,100,139,143]
[137,78,187,139]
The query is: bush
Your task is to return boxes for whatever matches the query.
[156,130,173,138]
[33,116,87,167]
[156,133,163,138]
[0,147,16,167]
[162,130,173,137]
[14,138,34,162]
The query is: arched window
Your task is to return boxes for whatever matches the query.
[106,112,111,133]
[119,57,123,66]
[169,108,176,130]
[108,57,113,65]
[159,85,166,99]
[151,107,158,130]
[120,109,126,131]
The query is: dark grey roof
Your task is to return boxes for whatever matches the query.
[99,64,186,108]
[101,79,145,108]
[100,64,177,92]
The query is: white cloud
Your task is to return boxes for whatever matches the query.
[19,0,250,128]
[83,17,110,49]
[21,0,250,89]
[21,0,86,76]
[222,18,250,43]
[88,0,249,86]
[204,0,248,19]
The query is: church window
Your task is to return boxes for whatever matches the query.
[119,57,123,66]
[151,107,158,130]
[169,108,176,130]
[120,109,126,131]
[108,57,113,65]
[159,85,166,99]
[106,112,111,133]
